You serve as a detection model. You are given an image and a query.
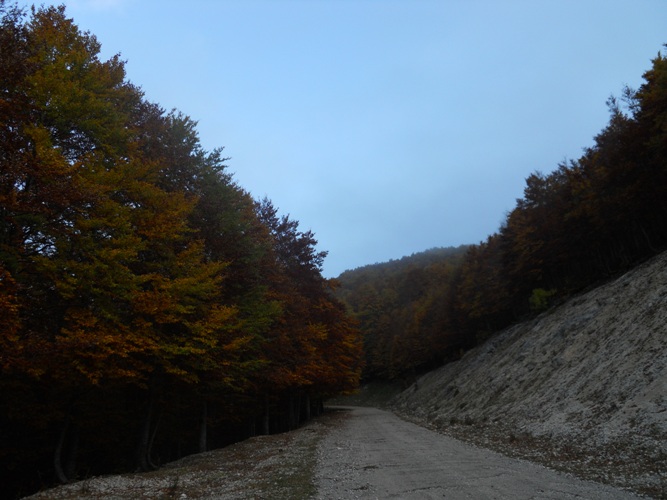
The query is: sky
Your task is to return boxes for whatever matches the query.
[18,0,667,277]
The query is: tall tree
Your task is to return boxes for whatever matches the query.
[0,3,360,494]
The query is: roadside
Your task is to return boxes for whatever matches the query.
[25,411,340,499]
[395,408,665,499]
[27,405,647,500]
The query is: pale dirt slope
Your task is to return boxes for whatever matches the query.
[392,250,667,497]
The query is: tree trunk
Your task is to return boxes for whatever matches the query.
[287,394,295,430]
[304,393,311,422]
[147,411,161,470]
[639,223,658,253]
[261,395,270,435]
[295,393,302,427]
[64,424,79,480]
[198,400,208,453]
[136,399,153,472]
[54,417,69,484]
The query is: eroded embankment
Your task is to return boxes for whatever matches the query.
[391,251,667,498]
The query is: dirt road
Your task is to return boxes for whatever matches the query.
[315,407,642,499]
[27,406,647,499]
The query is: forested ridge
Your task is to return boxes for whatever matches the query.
[338,44,667,382]
[336,246,471,379]
[0,3,362,497]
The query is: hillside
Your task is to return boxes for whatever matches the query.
[391,250,667,497]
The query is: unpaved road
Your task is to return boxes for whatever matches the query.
[27,406,648,499]
[315,407,643,499]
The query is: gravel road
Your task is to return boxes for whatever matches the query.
[315,407,643,499]
[26,405,648,499]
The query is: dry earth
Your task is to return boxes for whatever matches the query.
[392,251,667,498]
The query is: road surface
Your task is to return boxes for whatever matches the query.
[315,406,642,499]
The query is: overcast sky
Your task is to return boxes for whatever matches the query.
[22,0,667,277]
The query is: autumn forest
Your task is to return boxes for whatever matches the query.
[0,4,363,496]
[2,2,667,498]
[337,47,667,381]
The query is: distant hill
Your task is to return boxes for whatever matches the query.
[338,245,470,280]
[336,245,471,379]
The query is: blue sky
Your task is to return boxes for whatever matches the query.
[21,0,667,277]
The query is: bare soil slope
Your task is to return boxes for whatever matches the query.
[392,251,667,497]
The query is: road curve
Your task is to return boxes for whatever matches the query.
[315,406,641,500]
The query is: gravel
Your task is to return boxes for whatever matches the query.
[315,406,643,499]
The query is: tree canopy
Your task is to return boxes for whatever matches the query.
[0,3,362,495]
[338,47,667,382]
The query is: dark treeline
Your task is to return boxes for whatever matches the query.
[338,46,667,382]
[0,4,362,497]
[336,247,470,380]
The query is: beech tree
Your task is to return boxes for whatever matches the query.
[253,198,362,430]
[1,4,363,494]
